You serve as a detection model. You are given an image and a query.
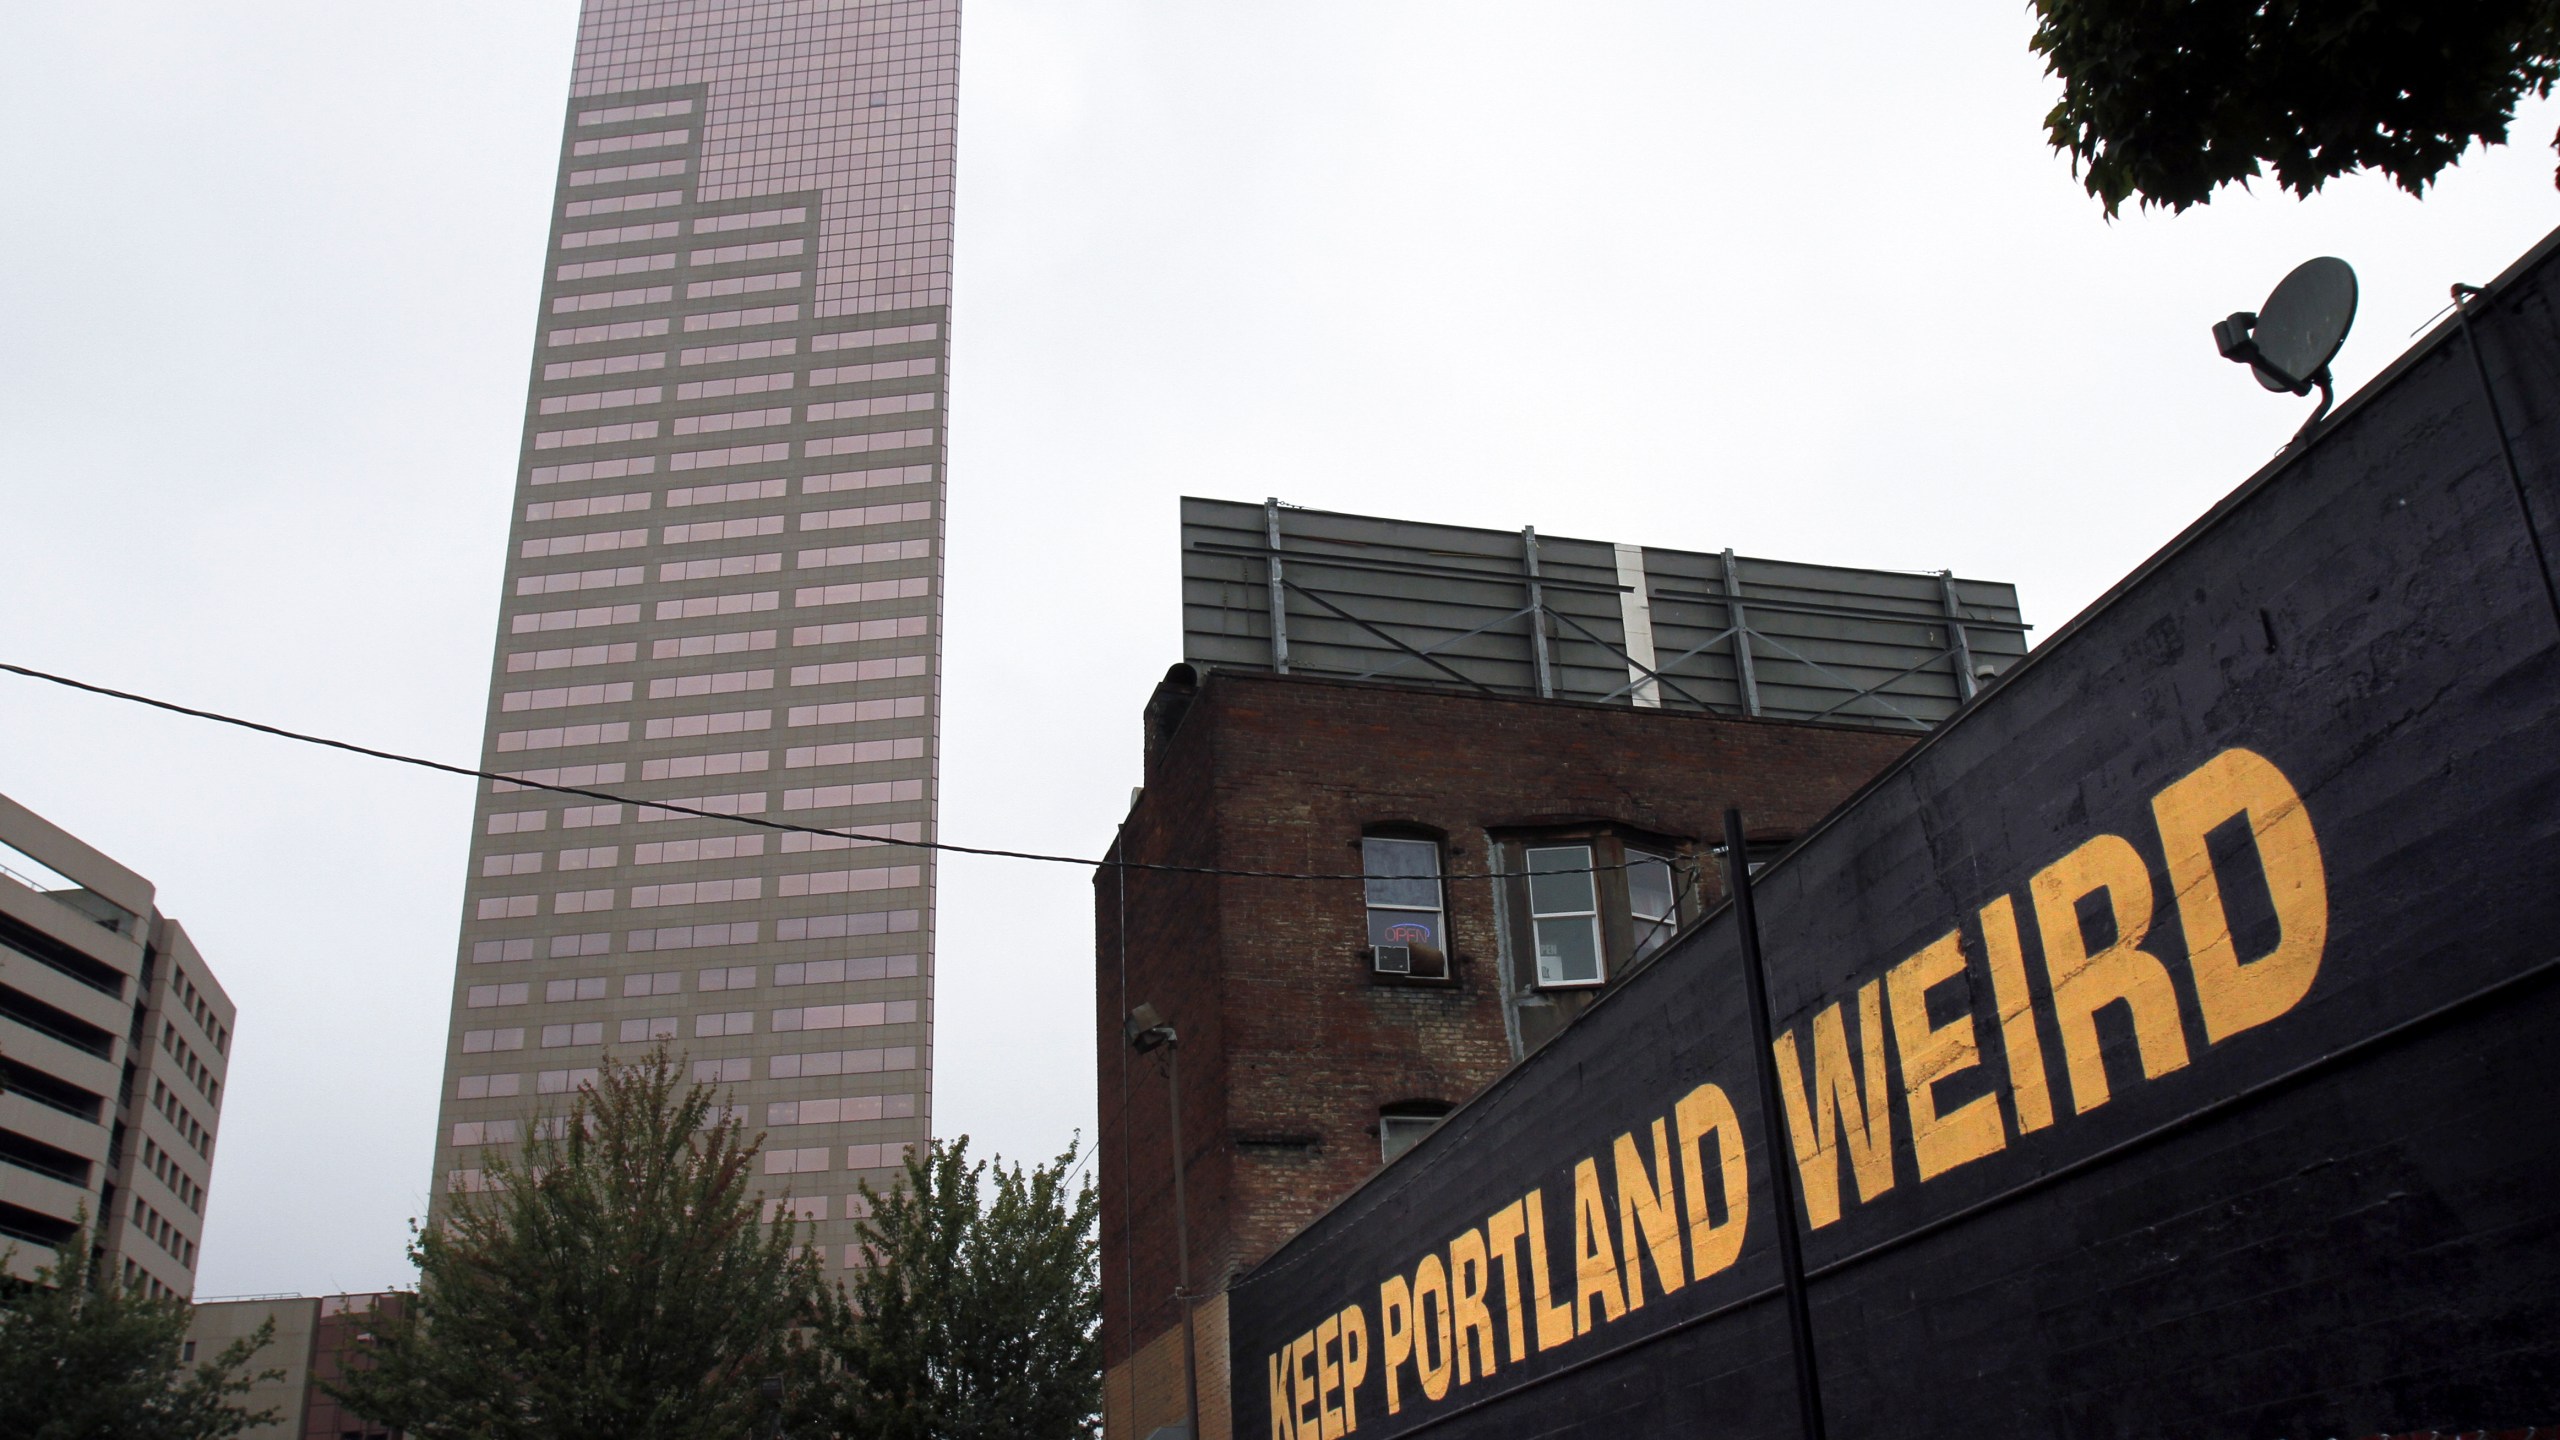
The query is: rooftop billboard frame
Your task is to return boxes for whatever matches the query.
[1181,499,2028,732]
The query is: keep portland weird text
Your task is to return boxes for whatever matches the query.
[1264,747,2327,1438]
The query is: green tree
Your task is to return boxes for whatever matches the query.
[817,1137,1101,1440]
[0,1223,280,1440]
[328,1050,824,1440]
[2030,0,2560,213]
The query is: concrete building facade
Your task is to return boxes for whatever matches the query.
[1093,668,1923,1440]
[0,791,233,1300]
[187,1291,407,1440]
[428,0,960,1262]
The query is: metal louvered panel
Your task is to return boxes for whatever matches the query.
[1181,496,2028,730]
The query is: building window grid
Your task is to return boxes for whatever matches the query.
[1627,850,1681,963]
[1361,836,1448,979]
[1525,845,1606,987]
[450,40,954,1184]
[1498,836,1699,990]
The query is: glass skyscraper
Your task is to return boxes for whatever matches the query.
[429,0,958,1266]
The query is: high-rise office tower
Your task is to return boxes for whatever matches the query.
[430,0,958,1266]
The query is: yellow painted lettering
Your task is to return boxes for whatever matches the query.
[1292,1331,1319,1439]
[1612,1119,1686,1308]
[1673,1082,1749,1278]
[1570,1158,1626,1333]
[2032,832,2192,1113]
[2150,747,2328,1044]
[1886,932,2007,1181]
[1377,1276,1413,1415]
[1338,1303,1369,1434]
[1484,1200,1531,1364]
[1412,1254,1454,1402]
[1447,1228,1496,1385]
[1522,1189,1576,1351]
[1770,980,1896,1228]
[1317,1313,1345,1439]
[1977,894,2055,1133]
[1269,1349,1297,1440]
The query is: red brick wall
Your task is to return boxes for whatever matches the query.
[303,1295,407,1440]
[1094,669,1915,1373]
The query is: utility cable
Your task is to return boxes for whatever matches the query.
[0,660,1684,884]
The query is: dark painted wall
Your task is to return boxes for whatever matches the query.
[1228,227,2560,1440]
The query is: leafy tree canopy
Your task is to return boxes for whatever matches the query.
[328,1050,824,1440]
[2031,0,2560,213]
[326,1052,1099,1440]
[818,1137,1101,1440]
[0,1225,280,1440]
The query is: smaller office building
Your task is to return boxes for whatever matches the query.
[187,1292,407,1440]
[0,790,235,1299]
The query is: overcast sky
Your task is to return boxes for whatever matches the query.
[3,3,2554,1298]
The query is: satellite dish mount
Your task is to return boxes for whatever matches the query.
[2213,256,2358,445]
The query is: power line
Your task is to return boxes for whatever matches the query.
[1,660,1690,884]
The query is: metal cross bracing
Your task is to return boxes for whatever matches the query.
[1180,497,2030,732]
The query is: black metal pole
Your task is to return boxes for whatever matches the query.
[1724,808,1829,1440]
[1166,1040,1202,1440]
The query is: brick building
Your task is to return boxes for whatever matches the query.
[1094,498,2026,1438]
[1093,665,1921,1439]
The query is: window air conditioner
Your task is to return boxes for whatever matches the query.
[1371,943,1412,975]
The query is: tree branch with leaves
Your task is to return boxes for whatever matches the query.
[817,1137,1102,1440]
[2031,0,2560,213]
[327,1050,825,1440]
[0,1222,281,1440]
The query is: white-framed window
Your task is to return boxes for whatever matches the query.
[1628,850,1680,962]
[1526,845,1605,986]
[1502,834,1699,993]
[1362,836,1448,977]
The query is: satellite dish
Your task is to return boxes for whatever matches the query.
[2211,256,2357,440]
